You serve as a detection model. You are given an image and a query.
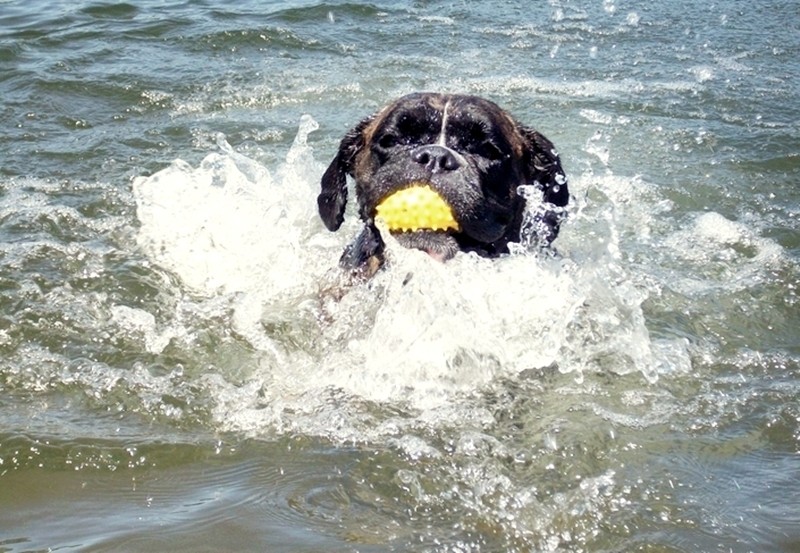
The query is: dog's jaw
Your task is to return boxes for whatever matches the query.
[391,230,460,261]
[370,181,464,261]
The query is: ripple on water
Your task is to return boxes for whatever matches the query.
[1,34,798,546]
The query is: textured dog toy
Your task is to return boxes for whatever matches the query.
[375,184,460,232]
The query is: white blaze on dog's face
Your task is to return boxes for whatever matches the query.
[433,100,468,165]
[318,92,569,271]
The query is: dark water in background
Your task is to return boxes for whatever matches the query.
[1,1,799,551]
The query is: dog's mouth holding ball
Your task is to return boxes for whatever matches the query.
[374,183,461,262]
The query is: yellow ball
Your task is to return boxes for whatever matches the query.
[375,184,460,232]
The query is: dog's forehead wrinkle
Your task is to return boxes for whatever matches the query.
[374,101,445,142]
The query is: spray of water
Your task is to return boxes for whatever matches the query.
[129,116,693,439]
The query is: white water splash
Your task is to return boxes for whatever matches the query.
[663,211,785,295]
[131,117,688,436]
[133,117,323,297]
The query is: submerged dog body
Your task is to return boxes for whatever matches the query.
[318,92,569,272]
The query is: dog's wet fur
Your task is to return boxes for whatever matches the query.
[318,92,569,275]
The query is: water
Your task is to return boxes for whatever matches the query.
[1,0,799,551]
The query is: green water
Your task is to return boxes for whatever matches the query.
[1,1,798,551]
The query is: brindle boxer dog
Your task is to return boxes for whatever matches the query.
[318,92,569,275]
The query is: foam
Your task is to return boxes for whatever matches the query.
[131,117,691,437]
[663,210,785,294]
[133,117,326,295]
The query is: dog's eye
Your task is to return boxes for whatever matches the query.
[479,141,505,161]
[378,133,398,149]
[466,137,504,161]
[457,122,505,161]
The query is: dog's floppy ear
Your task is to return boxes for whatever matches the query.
[518,126,570,243]
[519,126,569,207]
[318,116,372,231]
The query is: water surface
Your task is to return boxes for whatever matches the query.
[1,1,799,551]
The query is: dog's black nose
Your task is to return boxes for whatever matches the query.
[411,145,461,172]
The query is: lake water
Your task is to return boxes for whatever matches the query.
[1,0,799,551]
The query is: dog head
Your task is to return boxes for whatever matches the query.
[318,92,569,271]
